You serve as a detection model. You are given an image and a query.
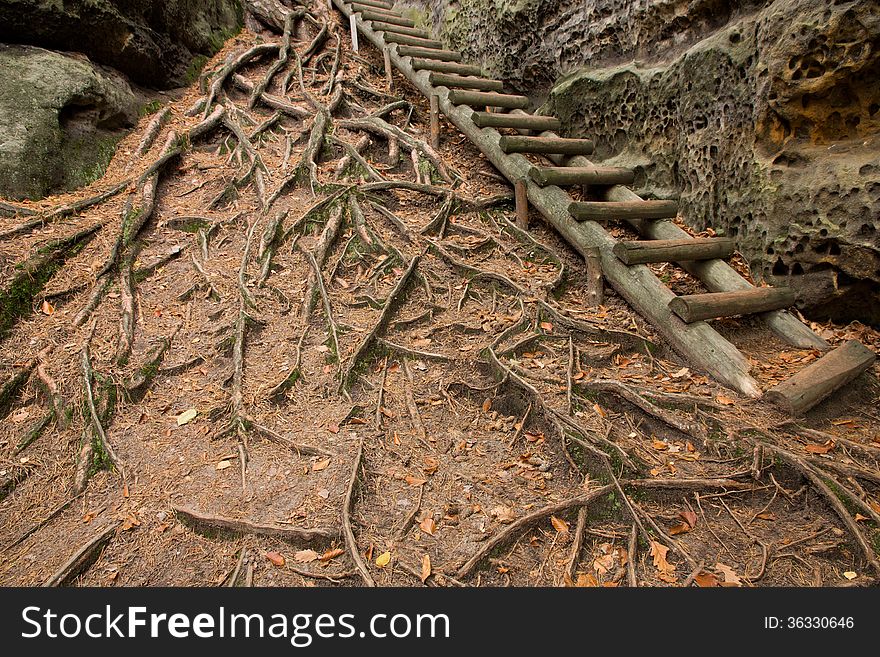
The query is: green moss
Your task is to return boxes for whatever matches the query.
[184,54,210,86]
[140,99,163,116]
[62,132,122,192]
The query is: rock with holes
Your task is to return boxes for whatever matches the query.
[0,44,140,200]
[410,0,880,325]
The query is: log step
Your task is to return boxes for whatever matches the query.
[411,59,482,76]
[396,45,462,62]
[529,165,634,187]
[499,135,594,155]
[612,237,736,265]
[473,113,561,130]
[370,21,432,39]
[349,0,394,9]
[668,287,796,323]
[765,340,876,416]
[569,200,677,222]
[359,10,417,28]
[429,73,504,92]
[384,33,444,49]
[449,90,529,109]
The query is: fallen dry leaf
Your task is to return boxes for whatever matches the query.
[421,554,431,582]
[312,458,331,472]
[491,506,516,523]
[650,541,676,581]
[380,406,395,418]
[539,321,553,332]
[755,512,776,521]
[694,571,719,587]
[215,460,232,471]
[176,408,198,426]
[715,395,736,406]
[843,571,857,580]
[419,517,436,535]
[294,549,319,563]
[550,515,569,534]
[375,551,391,567]
[575,573,598,587]
[405,475,427,486]
[805,441,835,454]
[714,563,742,587]
[320,548,344,562]
[652,438,668,451]
[854,513,869,522]
[41,300,55,315]
[668,522,691,536]
[266,551,285,567]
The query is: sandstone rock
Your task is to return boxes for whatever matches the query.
[0,0,243,88]
[0,45,139,200]
[410,0,880,325]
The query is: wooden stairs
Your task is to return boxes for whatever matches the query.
[333,0,876,413]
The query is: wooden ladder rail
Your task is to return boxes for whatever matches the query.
[335,0,763,397]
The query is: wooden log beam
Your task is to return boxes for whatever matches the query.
[520,112,828,350]
[358,10,416,27]
[584,246,604,307]
[370,21,432,39]
[412,59,482,75]
[515,180,529,229]
[500,135,594,155]
[613,238,735,265]
[333,0,762,398]
[349,0,393,10]
[396,45,462,61]
[669,288,796,323]
[529,165,634,187]
[570,200,678,222]
[765,340,876,416]
[473,113,561,130]
[384,33,444,49]
[430,73,503,92]
[449,90,529,109]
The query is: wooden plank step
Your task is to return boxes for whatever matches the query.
[370,21,432,39]
[449,90,529,109]
[500,135,594,155]
[473,113,561,130]
[358,10,416,27]
[569,200,677,221]
[668,288,796,323]
[612,237,735,265]
[411,59,482,75]
[396,45,462,62]
[765,340,876,416]
[529,165,634,187]
[384,33,444,49]
[428,73,504,92]
[348,0,394,9]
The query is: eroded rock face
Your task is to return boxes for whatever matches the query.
[0,45,139,200]
[409,0,880,325]
[0,0,243,88]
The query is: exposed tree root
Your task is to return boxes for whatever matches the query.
[43,522,119,587]
[342,435,376,586]
[173,506,339,544]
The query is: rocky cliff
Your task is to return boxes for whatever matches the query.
[409,0,880,326]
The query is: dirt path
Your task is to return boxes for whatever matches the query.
[1,0,879,588]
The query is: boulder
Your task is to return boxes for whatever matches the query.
[410,0,880,325]
[0,44,140,200]
[0,0,243,88]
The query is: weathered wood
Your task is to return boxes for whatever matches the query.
[370,21,432,39]
[383,47,393,91]
[43,523,118,587]
[349,0,393,9]
[527,117,828,350]
[500,135,594,155]
[570,200,678,221]
[429,73,504,92]
[359,10,416,27]
[335,0,762,398]
[613,238,735,265]
[448,90,529,109]
[396,45,462,61]
[515,180,529,230]
[429,94,440,150]
[473,113,560,130]
[584,246,604,307]
[412,59,482,75]
[384,33,444,49]
[349,13,359,51]
[669,288,796,323]
[529,165,634,187]
[765,340,876,416]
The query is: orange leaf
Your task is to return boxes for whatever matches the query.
[679,510,697,528]
[294,549,319,563]
[756,512,776,521]
[668,522,691,536]
[714,562,742,587]
[266,551,285,567]
[652,438,668,451]
[805,440,835,454]
[327,423,339,434]
[575,573,598,587]
[482,398,492,412]
[715,395,736,406]
[592,403,606,418]
[41,300,55,315]
[312,458,331,471]
[420,554,431,583]
[854,513,869,522]
[694,572,719,587]
[550,516,569,534]
[539,321,553,332]
[419,517,436,535]
[650,541,676,580]
[320,548,344,562]
[405,475,427,486]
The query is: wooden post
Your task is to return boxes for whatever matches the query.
[429,94,440,150]
[765,340,876,416]
[428,73,504,92]
[569,200,678,222]
[514,180,529,230]
[474,113,561,131]
[350,14,359,52]
[500,135,595,155]
[383,47,393,92]
[584,247,604,307]
[612,237,735,265]
[668,288,796,323]
[448,90,529,109]
[529,165,635,187]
